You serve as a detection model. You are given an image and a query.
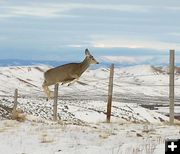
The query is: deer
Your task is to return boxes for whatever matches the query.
[42,49,99,98]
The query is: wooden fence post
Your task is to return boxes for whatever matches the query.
[53,83,59,121]
[13,89,18,112]
[169,49,175,125]
[106,64,114,123]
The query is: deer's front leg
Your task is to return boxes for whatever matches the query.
[67,78,79,86]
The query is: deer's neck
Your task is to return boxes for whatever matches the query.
[79,57,90,75]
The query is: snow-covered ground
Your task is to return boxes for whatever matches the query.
[0,65,180,112]
[0,65,180,154]
[0,118,179,154]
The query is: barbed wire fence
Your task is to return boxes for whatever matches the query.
[0,50,179,123]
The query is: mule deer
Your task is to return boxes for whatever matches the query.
[42,49,99,98]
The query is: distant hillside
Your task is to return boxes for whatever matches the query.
[0,59,69,67]
[151,65,180,74]
[2,59,179,68]
[0,59,115,69]
[1,64,180,96]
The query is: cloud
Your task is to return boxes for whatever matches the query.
[0,1,179,20]
[101,55,153,64]
[0,0,180,61]
[1,1,179,19]
[169,33,180,36]
[90,36,180,51]
[0,36,8,40]
[9,6,63,17]
[0,5,71,18]
[0,2,158,19]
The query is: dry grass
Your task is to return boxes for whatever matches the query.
[40,133,54,143]
[99,132,110,139]
[11,109,26,122]
[163,120,180,126]
[0,127,7,133]
[3,120,16,127]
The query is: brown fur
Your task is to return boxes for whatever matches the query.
[42,49,99,98]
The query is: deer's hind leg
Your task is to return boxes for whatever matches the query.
[42,81,54,99]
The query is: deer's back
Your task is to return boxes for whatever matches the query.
[44,63,81,84]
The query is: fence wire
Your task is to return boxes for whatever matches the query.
[1,70,180,103]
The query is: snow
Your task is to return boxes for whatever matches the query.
[0,65,180,154]
[0,64,179,99]
[0,119,179,154]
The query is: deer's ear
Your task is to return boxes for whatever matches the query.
[85,49,91,56]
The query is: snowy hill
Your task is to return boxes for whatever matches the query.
[0,64,180,122]
[0,65,180,154]
[0,64,178,97]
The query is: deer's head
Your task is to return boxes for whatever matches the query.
[85,49,99,64]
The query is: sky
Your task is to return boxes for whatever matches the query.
[0,0,180,65]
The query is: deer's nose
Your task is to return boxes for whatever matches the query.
[97,62,99,64]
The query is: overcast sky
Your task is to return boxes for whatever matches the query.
[0,0,180,64]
